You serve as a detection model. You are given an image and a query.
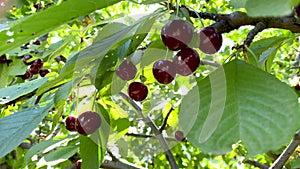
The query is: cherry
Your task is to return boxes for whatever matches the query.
[39,69,50,77]
[152,60,176,84]
[173,48,200,76]
[54,55,67,63]
[0,54,7,63]
[29,65,40,74]
[175,130,186,142]
[295,84,300,91]
[76,111,101,135]
[32,59,43,69]
[23,55,33,65]
[33,40,41,45]
[22,71,32,80]
[76,160,82,169]
[65,116,77,132]
[128,82,148,101]
[161,20,193,51]
[198,27,222,54]
[116,59,137,81]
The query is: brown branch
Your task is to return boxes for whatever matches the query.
[269,130,300,169]
[244,159,269,169]
[186,6,300,47]
[126,133,177,142]
[189,10,300,33]
[119,92,179,169]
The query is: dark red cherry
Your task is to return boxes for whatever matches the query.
[22,71,32,80]
[198,27,222,54]
[32,59,43,69]
[0,54,7,63]
[161,20,194,51]
[76,111,101,135]
[173,48,200,76]
[175,130,186,142]
[65,116,77,132]
[29,65,40,74]
[76,160,82,169]
[152,60,176,84]
[33,40,41,45]
[295,4,300,17]
[128,82,148,101]
[23,55,33,65]
[116,59,137,81]
[39,69,50,77]
[295,84,300,91]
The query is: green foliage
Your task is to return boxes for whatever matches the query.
[0,0,299,168]
[0,77,47,104]
[0,101,53,158]
[0,0,123,55]
[180,60,300,156]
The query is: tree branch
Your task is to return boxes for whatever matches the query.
[119,92,179,169]
[186,6,300,46]
[126,132,177,142]
[159,107,174,132]
[244,159,269,169]
[269,130,300,169]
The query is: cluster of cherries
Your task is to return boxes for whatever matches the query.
[21,55,50,80]
[116,19,222,102]
[65,111,102,135]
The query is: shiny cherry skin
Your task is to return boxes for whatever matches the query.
[65,116,77,132]
[76,111,101,135]
[161,20,194,51]
[116,59,137,81]
[198,27,222,54]
[39,69,50,77]
[128,82,148,101]
[22,71,32,80]
[23,55,33,65]
[0,54,7,63]
[175,130,186,142]
[173,48,200,76]
[31,59,43,69]
[152,60,176,84]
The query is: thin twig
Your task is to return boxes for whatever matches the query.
[119,92,179,169]
[159,107,174,132]
[269,130,300,169]
[244,159,269,169]
[126,132,177,142]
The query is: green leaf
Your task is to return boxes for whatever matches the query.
[0,77,48,104]
[24,136,73,165]
[0,101,53,158]
[37,146,78,167]
[179,59,300,156]
[229,0,247,8]
[0,0,123,55]
[247,36,290,69]
[0,64,9,88]
[80,136,100,169]
[246,0,295,17]
[7,59,27,76]
[54,80,73,106]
